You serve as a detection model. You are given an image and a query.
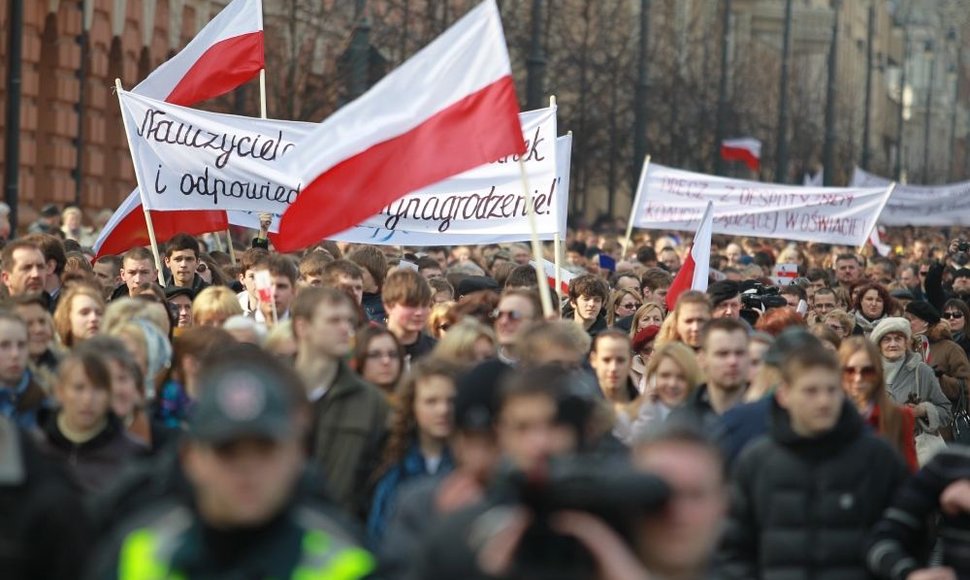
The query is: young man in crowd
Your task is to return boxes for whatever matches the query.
[297,250,332,289]
[1,240,47,298]
[292,287,388,517]
[665,291,713,351]
[93,255,122,300]
[641,268,673,305]
[89,347,375,578]
[320,260,366,306]
[416,256,444,280]
[810,287,840,323]
[236,248,270,319]
[111,246,159,300]
[668,318,749,431]
[718,345,908,578]
[382,269,436,361]
[565,274,609,337]
[252,255,297,327]
[348,246,388,322]
[164,233,209,292]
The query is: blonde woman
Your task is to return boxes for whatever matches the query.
[52,284,104,348]
[192,286,244,327]
[629,302,665,338]
[615,342,702,445]
[427,302,455,339]
[432,318,497,367]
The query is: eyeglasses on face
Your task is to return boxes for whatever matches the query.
[842,365,877,380]
[491,309,523,321]
[620,301,641,310]
[944,311,965,320]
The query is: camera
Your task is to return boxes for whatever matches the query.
[508,456,670,580]
[958,242,970,253]
[740,281,789,311]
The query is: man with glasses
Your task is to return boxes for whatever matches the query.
[492,289,542,364]
[810,288,839,324]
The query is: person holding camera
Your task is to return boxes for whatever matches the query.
[924,239,970,312]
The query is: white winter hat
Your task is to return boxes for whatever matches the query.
[870,317,911,346]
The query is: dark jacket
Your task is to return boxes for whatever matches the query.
[164,272,210,294]
[308,359,390,519]
[717,398,909,579]
[666,383,731,435]
[402,333,437,363]
[361,292,387,323]
[34,412,148,494]
[866,446,970,579]
[108,283,130,302]
[561,302,608,340]
[0,417,93,580]
[717,395,773,467]
[378,475,445,579]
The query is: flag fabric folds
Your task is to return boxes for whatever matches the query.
[666,201,714,311]
[94,0,264,258]
[720,137,762,172]
[274,0,525,252]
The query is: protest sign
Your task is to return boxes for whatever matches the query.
[631,163,893,246]
[850,167,970,226]
[772,263,798,287]
[227,131,571,246]
[118,88,313,214]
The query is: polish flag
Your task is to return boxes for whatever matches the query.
[720,137,762,172]
[274,0,524,252]
[666,202,714,311]
[94,0,263,258]
[531,259,575,295]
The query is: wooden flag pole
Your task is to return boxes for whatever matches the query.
[622,154,651,259]
[519,158,554,319]
[548,95,563,299]
[114,78,166,286]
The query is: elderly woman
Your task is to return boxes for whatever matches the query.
[852,283,895,337]
[870,317,951,458]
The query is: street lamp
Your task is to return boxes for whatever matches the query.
[923,39,936,184]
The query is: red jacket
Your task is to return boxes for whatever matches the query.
[868,403,918,472]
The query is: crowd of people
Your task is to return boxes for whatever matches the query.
[2,206,970,579]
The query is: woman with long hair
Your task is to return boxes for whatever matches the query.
[616,342,702,445]
[629,302,665,338]
[607,288,642,327]
[839,337,918,471]
[367,358,460,544]
[52,283,105,348]
[352,325,405,401]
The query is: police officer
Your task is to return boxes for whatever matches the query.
[87,347,374,579]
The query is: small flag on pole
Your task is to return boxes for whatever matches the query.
[720,137,762,172]
[666,201,714,311]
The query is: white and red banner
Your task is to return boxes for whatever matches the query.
[226,123,569,246]
[632,163,893,247]
[118,89,312,215]
[95,0,264,258]
[666,201,714,311]
[720,138,762,172]
[850,166,970,226]
[275,0,524,252]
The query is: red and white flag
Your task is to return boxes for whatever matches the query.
[666,201,714,311]
[275,0,524,252]
[531,259,575,295]
[720,137,762,172]
[94,0,263,258]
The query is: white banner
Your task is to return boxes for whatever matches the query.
[228,132,570,246]
[632,163,893,246]
[850,167,970,226]
[118,89,313,214]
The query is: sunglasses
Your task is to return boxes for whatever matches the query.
[944,312,965,320]
[491,309,524,321]
[843,365,877,380]
[620,302,641,310]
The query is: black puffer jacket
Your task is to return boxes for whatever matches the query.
[717,398,909,580]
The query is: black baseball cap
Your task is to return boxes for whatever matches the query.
[189,364,295,445]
